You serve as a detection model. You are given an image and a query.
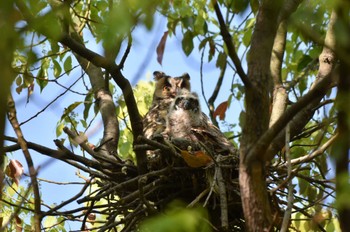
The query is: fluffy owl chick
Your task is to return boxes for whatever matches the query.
[165,90,203,140]
[166,89,236,156]
[143,71,191,139]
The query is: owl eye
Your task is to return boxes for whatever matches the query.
[163,86,170,91]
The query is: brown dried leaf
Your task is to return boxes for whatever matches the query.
[15,216,22,232]
[180,150,213,168]
[6,160,24,186]
[156,31,169,65]
[213,101,228,120]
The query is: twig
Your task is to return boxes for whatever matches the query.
[43,180,91,217]
[6,93,42,231]
[119,33,132,69]
[216,158,228,230]
[19,74,82,126]
[212,0,250,87]
[187,188,210,208]
[208,63,226,127]
[281,123,293,232]
[290,133,338,165]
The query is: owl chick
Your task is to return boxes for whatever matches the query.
[165,89,236,156]
[165,90,203,140]
[143,71,191,139]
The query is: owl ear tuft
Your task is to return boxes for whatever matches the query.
[181,73,190,80]
[153,71,167,81]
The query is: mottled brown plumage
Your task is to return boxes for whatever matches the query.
[165,89,236,156]
[143,71,191,139]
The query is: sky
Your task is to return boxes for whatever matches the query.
[4,12,242,230]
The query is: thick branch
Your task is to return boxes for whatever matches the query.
[269,19,288,127]
[264,10,338,160]
[247,72,334,164]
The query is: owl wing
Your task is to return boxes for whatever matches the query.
[143,99,173,139]
[191,119,237,156]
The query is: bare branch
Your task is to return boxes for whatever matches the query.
[212,1,250,87]
[7,93,41,231]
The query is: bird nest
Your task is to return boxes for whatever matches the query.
[76,135,243,231]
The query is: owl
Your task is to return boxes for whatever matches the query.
[165,89,236,156]
[143,71,191,139]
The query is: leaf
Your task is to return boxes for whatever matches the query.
[64,56,72,75]
[61,102,82,121]
[182,30,194,56]
[52,59,62,78]
[216,52,227,68]
[36,68,48,93]
[156,31,168,65]
[5,160,24,185]
[213,101,228,120]
[15,215,22,232]
[180,150,213,168]
[297,54,313,71]
[83,91,94,121]
[43,216,57,229]
[208,38,216,62]
[56,122,65,137]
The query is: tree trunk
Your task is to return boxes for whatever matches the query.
[239,1,282,231]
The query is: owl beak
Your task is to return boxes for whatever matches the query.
[183,100,199,112]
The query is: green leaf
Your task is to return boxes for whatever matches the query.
[182,30,194,56]
[52,59,62,78]
[36,68,48,92]
[216,52,227,69]
[61,102,82,121]
[83,92,94,121]
[56,123,65,137]
[231,0,250,13]
[43,216,57,229]
[297,54,313,72]
[63,56,72,75]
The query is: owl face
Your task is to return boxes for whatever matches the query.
[166,90,203,139]
[172,90,201,115]
[152,71,191,102]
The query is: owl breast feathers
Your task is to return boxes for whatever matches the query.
[165,89,236,156]
[143,71,191,139]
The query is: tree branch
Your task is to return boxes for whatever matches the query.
[6,93,41,231]
[212,1,250,87]
[269,19,288,127]
[264,10,338,160]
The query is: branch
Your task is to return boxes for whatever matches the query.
[269,19,288,127]
[212,1,250,87]
[246,72,334,164]
[208,63,226,127]
[6,93,41,231]
[280,124,293,232]
[290,133,338,166]
[264,10,338,160]
[43,180,91,217]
